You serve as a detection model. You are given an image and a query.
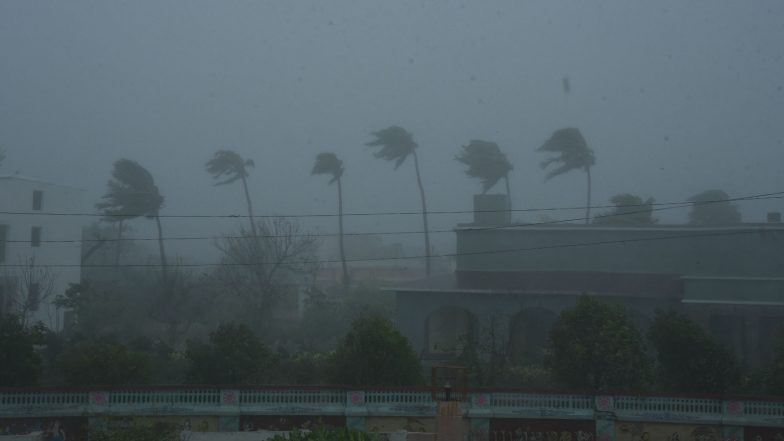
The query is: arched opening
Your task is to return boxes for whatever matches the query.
[508,308,558,364]
[425,306,476,358]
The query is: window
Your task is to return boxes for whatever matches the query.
[28,282,40,312]
[32,190,43,210]
[0,225,7,263]
[31,226,42,247]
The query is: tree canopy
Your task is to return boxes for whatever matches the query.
[365,126,418,169]
[648,310,741,393]
[59,340,153,385]
[96,159,164,220]
[688,189,741,226]
[311,152,344,184]
[205,149,254,186]
[593,193,656,225]
[186,323,274,384]
[538,128,595,180]
[330,315,422,386]
[455,140,513,194]
[548,296,650,392]
[0,314,44,387]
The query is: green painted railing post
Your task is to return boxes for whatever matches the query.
[595,396,615,441]
[345,390,367,431]
[467,392,492,441]
[218,389,240,432]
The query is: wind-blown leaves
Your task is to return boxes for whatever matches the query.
[593,193,657,225]
[688,189,741,226]
[455,140,513,193]
[365,126,417,169]
[206,150,254,186]
[311,152,344,184]
[96,159,164,220]
[538,128,595,180]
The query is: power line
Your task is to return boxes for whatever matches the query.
[0,228,778,269]
[0,191,781,220]
[3,193,782,245]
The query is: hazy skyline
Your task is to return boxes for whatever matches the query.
[2,0,783,263]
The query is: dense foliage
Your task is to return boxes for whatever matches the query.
[593,193,656,225]
[548,296,650,392]
[59,341,153,385]
[330,315,423,386]
[648,310,741,393]
[0,314,44,387]
[269,428,379,441]
[186,323,274,384]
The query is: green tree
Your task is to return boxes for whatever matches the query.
[455,140,514,209]
[688,189,742,226]
[548,296,650,391]
[538,128,596,224]
[205,150,258,237]
[766,324,784,395]
[186,322,274,384]
[96,159,168,286]
[366,126,431,276]
[593,193,656,225]
[648,310,741,393]
[311,152,350,288]
[330,315,422,386]
[59,341,153,385]
[0,314,44,387]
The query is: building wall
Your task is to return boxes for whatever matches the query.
[456,225,784,277]
[0,176,85,330]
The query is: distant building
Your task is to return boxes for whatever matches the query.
[0,175,84,330]
[392,194,784,368]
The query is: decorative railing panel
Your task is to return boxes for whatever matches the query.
[0,387,783,427]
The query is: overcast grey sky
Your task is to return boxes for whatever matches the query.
[1,1,783,262]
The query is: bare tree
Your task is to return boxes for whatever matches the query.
[1,257,56,327]
[213,217,320,322]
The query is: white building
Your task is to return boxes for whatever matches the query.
[0,175,85,330]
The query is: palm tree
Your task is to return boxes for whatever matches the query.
[366,126,432,276]
[205,150,257,237]
[96,159,168,285]
[538,128,596,224]
[455,140,514,210]
[311,152,350,288]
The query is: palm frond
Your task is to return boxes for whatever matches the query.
[206,150,252,186]
[455,140,512,193]
[365,126,417,170]
[538,128,595,180]
[311,152,344,184]
[96,159,164,220]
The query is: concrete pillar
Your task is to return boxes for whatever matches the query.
[346,391,368,432]
[219,390,240,432]
[436,401,464,440]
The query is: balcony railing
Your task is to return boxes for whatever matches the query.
[0,387,783,426]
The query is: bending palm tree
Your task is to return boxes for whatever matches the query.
[366,126,432,276]
[205,150,257,237]
[311,152,350,288]
[97,159,168,285]
[455,139,514,210]
[538,128,596,224]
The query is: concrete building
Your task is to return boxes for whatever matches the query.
[0,175,85,330]
[393,195,784,368]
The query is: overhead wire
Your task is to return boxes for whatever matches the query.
[1,192,781,245]
[1,225,780,269]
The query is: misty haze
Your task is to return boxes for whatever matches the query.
[1,1,784,441]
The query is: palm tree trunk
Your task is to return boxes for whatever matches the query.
[504,174,512,219]
[154,215,169,289]
[337,177,350,289]
[241,176,258,237]
[585,166,592,224]
[412,151,431,276]
[114,220,123,270]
